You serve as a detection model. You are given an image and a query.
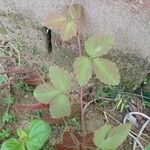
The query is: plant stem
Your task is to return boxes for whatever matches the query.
[80,87,85,132]
[77,30,86,149]
[77,31,82,56]
[77,31,84,131]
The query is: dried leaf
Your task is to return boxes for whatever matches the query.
[66,4,83,21]
[44,12,66,30]
[55,132,95,150]
[60,21,77,41]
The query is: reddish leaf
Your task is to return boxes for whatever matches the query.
[55,131,96,150]
[24,71,43,85]
[42,113,64,125]
[13,103,49,110]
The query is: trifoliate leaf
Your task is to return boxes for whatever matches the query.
[60,21,77,41]
[26,119,51,150]
[1,139,25,150]
[93,58,120,85]
[43,12,66,30]
[66,4,82,21]
[49,65,71,93]
[94,124,131,150]
[73,56,92,86]
[34,83,60,104]
[50,94,71,119]
[85,36,114,58]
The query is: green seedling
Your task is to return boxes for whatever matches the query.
[1,95,15,124]
[1,119,51,150]
[115,94,128,112]
[0,129,10,140]
[4,95,14,105]
[13,82,34,93]
[96,85,122,99]
[66,118,80,130]
[2,112,13,123]
[0,75,7,84]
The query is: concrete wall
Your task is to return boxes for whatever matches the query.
[0,0,150,58]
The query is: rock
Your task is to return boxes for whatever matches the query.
[0,0,150,57]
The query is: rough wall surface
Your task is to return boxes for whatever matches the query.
[0,0,150,58]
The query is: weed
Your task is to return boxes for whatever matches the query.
[98,100,110,108]
[31,46,37,55]
[2,112,13,123]
[143,76,150,85]
[115,94,128,112]
[66,118,80,130]
[96,85,122,99]
[0,75,7,84]
[0,129,10,140]
[4,95,14,105]
[1,95,15,126]
[13,81,34,93]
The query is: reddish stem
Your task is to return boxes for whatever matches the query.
[77,30,86,149]
[77,31,82,56]
[13,103,49,110]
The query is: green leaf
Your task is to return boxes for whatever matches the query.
[50,94,71,119]
[106,123,132,149]
[49,65,71,93]
[73,56,93,86]
[26,119,51,150]
[94,124,131,150]
[94,124,112,148]
[93,58,120,85]
[0,75,7,84]
[17,129,28,142]
[43,12,66,30]
[1,139,25,150]
[66,4,82,20]
[85,36,114,58]
[145,144,150,150]
[34,83,60,104]
[60,21,77,41]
